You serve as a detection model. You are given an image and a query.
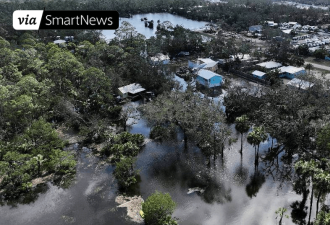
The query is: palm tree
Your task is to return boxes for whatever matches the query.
[305,63,313,75]
[247,126,267,167]
[235,115,250,154]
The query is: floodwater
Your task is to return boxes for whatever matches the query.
[0,80,319,225]
[102,13,208,40]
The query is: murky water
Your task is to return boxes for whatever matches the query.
[102,13,208,40]
[0,82,319,225]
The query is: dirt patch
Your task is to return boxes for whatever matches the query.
[115,195,144,223]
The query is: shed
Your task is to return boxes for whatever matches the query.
[256,61,282,70]
[118,83,146,99]
[196,69,223,87]
[278,66,306,79]
[286,78,314,90]
[252,70,266,79]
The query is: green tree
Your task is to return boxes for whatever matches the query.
[275,207,290,225]
[113,157,138,189]
[235,115,250,154]
[142,191,177,225]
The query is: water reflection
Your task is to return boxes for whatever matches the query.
[102,13,208,40]
[245,171,266,198]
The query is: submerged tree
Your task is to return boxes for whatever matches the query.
[235,115,250,154]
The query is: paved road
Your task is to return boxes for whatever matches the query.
[305,62,330,71]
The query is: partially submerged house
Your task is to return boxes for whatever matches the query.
[252,70,266,80]
[278,66,306,79]
[188,58,218,72]
[196,69,223,87]
[286,78,314,90]
[118,83,146,99]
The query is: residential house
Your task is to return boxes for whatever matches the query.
[278,66,306,79]
[256,61,282,71]
[118,83,146,99]
[188,58,218,72]
[286,78,314,90]
[150,53,170,65]
[196,69,223,87]
[249,25,263,33]
[252,70,266,80]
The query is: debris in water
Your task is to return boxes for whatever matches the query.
[187,187,205,194]
[115,195,144,223]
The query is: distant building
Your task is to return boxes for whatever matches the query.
[256,61,282,70]
[196,69,223,87]
[150,53,170,65]
[53,40,66,45]
[118,83,146,99]
[252,70,266,79]
[249,25,263,33]
[286,78,314,90]
[278,66,306,79]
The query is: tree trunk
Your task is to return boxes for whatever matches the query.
[184,131,188,150]
[240,133,243,153]
[308,181,314,225]
[316,189,322,218]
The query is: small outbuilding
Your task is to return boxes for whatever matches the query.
[278,66,306,79]
[118,83,146,99]
[196,69,223,87]
[252,70,266,79]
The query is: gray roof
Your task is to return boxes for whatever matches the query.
[252,70,266,77]
[197,69,222,80]
[118,83,146,95]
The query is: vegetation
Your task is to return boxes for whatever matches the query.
[142,191,177,225]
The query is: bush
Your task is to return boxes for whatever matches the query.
[142,191,177,225]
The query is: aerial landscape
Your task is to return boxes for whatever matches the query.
[1,0,330,224]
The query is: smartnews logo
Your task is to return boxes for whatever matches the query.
[13,10,119,30]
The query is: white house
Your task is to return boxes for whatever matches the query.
[252,70,266,79]
[256,61,282,70]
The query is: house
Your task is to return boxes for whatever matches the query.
[249,25,263,33]
[188,58,218,71]
[252,70,266,79]
[286,78,314,90]
[118,83,146,99]
[150,53,170,65]
[53,40,66,45]
[196,69,223,87]
[278,66,306,79]
[256,61,282,70]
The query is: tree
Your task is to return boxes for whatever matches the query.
[235,115,250,154]
[275,207,290,225]
[305,63,314,75]
[113,157,138,189]
[315,208,330,225]
[142,191,177,225]
[247,126,267,167]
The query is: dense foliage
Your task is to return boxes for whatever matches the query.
[142,191,177,225]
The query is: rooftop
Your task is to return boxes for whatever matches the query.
[197,69,222,80]
[287,78,314,90]
[278,66,305,74]
[257,61,282,69]
[252,70,266,77]
[118,83,146,95]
